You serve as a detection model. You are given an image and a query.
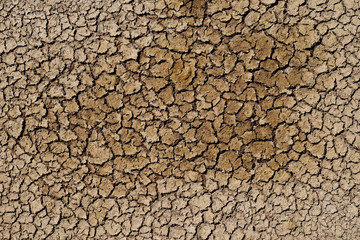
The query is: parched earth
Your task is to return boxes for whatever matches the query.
[1,0,360,239]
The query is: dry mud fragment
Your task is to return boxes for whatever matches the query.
[1,0,360,239]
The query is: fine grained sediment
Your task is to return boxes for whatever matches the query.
[0,0,360,239]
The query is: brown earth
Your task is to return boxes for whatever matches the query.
[1,0,360,239]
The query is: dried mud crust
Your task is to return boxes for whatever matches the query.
[1,0,360,239]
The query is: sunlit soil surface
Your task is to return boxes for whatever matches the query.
[1,0,360,239]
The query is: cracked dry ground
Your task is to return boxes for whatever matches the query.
[2,0,360,239]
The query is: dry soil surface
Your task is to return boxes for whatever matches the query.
[1,0,360,239]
